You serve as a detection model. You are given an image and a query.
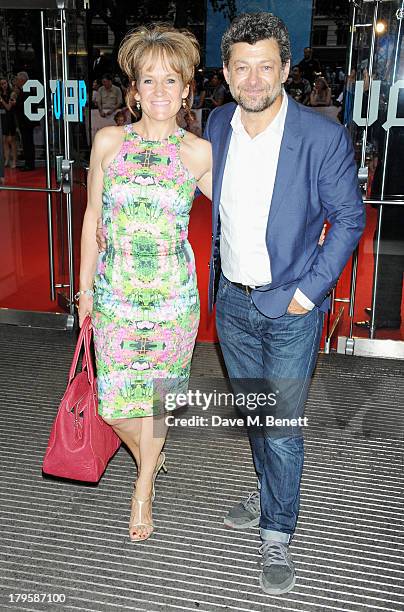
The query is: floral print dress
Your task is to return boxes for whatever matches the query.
[92,125,199,418]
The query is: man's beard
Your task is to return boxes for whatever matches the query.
[230,81,282,113]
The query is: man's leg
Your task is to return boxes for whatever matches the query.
[215,275,265,528]
[257,307,323,593]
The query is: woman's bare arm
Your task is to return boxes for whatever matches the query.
[78,126,123,325]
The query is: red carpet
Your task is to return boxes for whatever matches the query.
[1,168,402,346]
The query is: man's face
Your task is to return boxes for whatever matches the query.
[223,39,289,113]
[210,75,219,87]
[304,47,311,60]
[292,67,301,80]
[102,78,112,89]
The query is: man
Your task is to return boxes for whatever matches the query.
[96,74,123,120]
[285,65,311,105]
[209,72,227,107]
[205,12,364,595]
[14,72,36,171]
[298,46,321,85]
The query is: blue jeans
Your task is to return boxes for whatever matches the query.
[216,274,324,543]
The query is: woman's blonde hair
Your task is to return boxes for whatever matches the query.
[118,23,200,117]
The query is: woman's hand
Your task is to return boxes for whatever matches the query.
[96,217,107,252]
[78,295,93,328]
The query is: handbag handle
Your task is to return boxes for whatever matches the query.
[83,318,95,385]
[68,316,95,385]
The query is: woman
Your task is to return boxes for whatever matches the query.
[0,77,17,168]
[310,76,332,107]
[78,24,212,543]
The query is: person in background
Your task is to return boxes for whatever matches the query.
[342,68,356,125]
[114,110,128,126]
[310,76,332,107]
[91,79,100,108]
[96,74,123,120]
[92,49,111,81]
[298,46,321,84]
[210,72,227,107]
[285,65,311,105]
[14,71,36,171]
[0,77,17,168]
[192,74,206,110]
[184,110,202,136]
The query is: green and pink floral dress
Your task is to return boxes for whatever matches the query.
[92,125,199,418]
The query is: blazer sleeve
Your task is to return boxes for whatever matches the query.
[297,126,366,305]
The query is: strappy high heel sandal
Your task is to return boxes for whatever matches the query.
[152,451,168,501]
[129,496,154,542]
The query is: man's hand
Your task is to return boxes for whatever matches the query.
[287,297,309,315]
[96,217,107,252]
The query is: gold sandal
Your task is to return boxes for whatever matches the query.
[152,452,168,501]
[129,496,154,542]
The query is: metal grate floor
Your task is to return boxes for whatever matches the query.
[0,325,403,611]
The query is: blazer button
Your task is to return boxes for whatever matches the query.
[208,263,210,268]
[211,233,214,239]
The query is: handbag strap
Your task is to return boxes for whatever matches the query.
[82,318,95,385]
[68,316,94,384]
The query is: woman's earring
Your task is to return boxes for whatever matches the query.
[136,101,141,110]
[182,98,187,109]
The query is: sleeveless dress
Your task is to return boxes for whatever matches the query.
[92,125,200,419]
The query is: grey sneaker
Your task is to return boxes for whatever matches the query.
[259,540,296,595]
[223,491,260,529]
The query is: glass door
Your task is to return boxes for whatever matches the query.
[331,0,404,359]
[0,0,89,329]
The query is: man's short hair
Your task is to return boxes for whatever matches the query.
[102,73,112,81]
[17,71,29,81]
[221,12,291,68]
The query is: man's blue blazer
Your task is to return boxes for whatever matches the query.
[204,96,366,318]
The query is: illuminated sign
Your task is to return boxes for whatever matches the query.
[353,79,404,130]
[23,79,87,122]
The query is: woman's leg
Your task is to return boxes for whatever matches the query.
[3,136,9,165]
[10,136,17,167]
[103,416,142,467]
[130,415,168,539]
[103,414,168,540]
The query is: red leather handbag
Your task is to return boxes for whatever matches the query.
[43,316,121,482]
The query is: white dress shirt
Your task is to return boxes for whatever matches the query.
[219,94,314,310]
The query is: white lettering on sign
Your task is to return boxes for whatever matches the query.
[353,79,404,130]
[23,79,87,122]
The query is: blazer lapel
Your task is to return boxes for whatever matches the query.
[212,107,234,216]
[266,97,302,229]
